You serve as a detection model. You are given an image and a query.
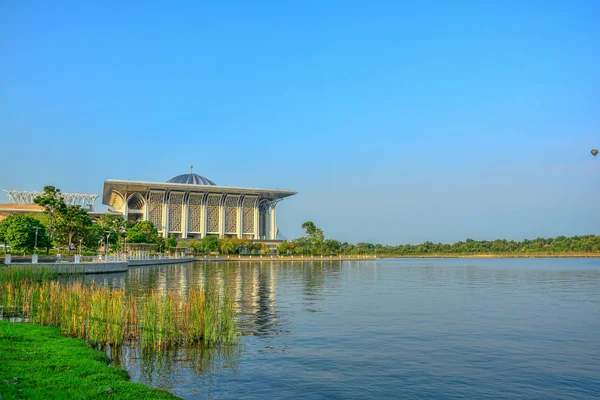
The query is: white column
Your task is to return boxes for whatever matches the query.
[123,191,129,222]
[237,203,243,239]
[218,201,224,238]
[270,205,277,240]
[200,201,206,239]
[162,194,169,238]
[144,196,150,222]
[181,196,189,239]
[253,206,259,240]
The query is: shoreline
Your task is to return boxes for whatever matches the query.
[377,253,600,259]
[198,253,600,261]
[194,253,600,262]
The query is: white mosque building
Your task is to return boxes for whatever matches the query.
[102,167,297,241]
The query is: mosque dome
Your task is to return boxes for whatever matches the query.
[167,167,216,185]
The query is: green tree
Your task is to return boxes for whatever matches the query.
[189,239,202,254]
[293,237,309,255]
[0,215,52,254]
[33,186,66,241]
[232,238,251,254]
[202,235,220,253]
[278,241,290,255]
[126,221,161,244]
[167,234,178,253]
[0,221,7,254]
[261,243,271,255]
[97,215,126,248]
[301,221,325,254]
[324,239,341,255]
[220,237,235,255]
[53,205,95,254]
[127,230,147,244]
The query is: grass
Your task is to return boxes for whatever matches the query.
[0,321,179,399]
[0,266,67,286]
[0,267,239,349]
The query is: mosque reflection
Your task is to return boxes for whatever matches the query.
[84,260,345,383]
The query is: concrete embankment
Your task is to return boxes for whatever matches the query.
[3,258,196,274]
[127,258,195,267]
[3,256,371,274]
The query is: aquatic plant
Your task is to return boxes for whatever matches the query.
[0,274,238,349]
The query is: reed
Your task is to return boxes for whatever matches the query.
[0,266,81,286]
[0,277,238,349]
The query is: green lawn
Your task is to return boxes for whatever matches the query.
[0,322,179,399]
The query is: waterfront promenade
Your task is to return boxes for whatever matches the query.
[2,255,195,274]
[1,254,375,273]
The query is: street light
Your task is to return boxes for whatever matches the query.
[105,232,111,260]
[34,227,40,254]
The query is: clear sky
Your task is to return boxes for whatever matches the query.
[1,1,598,245]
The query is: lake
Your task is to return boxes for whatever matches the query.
[88,258,600,399]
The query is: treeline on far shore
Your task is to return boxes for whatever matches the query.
[343,235,600,256]
[278,222,600,256]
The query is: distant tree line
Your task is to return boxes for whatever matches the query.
[277,221,600,256]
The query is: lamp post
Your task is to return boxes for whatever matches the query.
[34,226,40,254]
[105,232,111,261]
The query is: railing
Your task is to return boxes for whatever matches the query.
[3,254,192,265]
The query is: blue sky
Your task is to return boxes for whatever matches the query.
[1,1,598,244]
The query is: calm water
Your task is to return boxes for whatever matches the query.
[89,258,600,399]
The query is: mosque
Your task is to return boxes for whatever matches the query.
[102,167,297,241]
[2,167,297,244]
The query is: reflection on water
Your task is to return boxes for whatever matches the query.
[84,261,349,389]
[84,259,600,399]
[108,344,242,390]
[89,261,347,337]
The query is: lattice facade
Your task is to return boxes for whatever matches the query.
[188,194,203,233]
[148,192,164,230]
[206,195,221,233]
[242,196,256,234]
[225,196,239,234]
[169,192,184,232]
[110,192,125,211]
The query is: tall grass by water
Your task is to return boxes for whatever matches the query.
[0,267,238,349]
[0,265,82,286]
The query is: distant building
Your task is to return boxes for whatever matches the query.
[102,168,297,241]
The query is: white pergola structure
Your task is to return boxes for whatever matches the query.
[4,190,98,210]
[102,170,296,240]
